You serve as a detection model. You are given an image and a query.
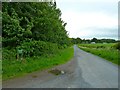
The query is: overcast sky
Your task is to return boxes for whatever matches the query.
[56,0,119,40]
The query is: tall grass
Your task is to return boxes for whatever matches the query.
[79,43,119,65]
[2,47,74,80]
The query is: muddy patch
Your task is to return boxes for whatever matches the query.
[32,75,38,78]
[49,69,64,75]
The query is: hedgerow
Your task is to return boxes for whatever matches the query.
[2,41,59,60]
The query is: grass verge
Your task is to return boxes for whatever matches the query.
[2,46,74,80]
[78,44,119,65]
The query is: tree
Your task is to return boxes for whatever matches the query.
[91,38,97,43]
[2,2,69,47]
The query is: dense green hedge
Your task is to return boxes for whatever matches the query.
[2,48,16,60]
[18,41,59,57]
[2,41,59,60]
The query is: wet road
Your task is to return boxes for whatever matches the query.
[3,45,118,88]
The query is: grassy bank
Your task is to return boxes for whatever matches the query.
[78,43,119,65]
[3,46,74,80]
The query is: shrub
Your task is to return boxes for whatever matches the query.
[58,44,68,49]
[2,48,16,60]
[2,41,60,60]
[17,41,59,57]
[113,43,120,50]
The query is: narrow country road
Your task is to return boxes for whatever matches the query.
[3,45,118,88]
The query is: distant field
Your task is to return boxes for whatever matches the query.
[78,43,119,65]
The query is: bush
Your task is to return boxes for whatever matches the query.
[96,46,105,49]
[2,48,16,60]
[113,43,120,50]
[2,41,61,60]
[58,44,68,49]
[17,41,59,57]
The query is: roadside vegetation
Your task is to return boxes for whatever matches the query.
[3,47,73,80]
[2,1,119,80]
[79,43,119,65]
[2,2,73,80]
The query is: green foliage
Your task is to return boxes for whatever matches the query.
[2,2,73,81]
[79,43,116,49]
[2,2,69,47]
[113,42,120,50]
[90,38,116,43]
[17,41,59,57]
[71,37,82,44]
[2,41,59,60]
[3,47,74,80]
[70,37,117,44]
[79,43,119,65]
[2,48,16,60]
